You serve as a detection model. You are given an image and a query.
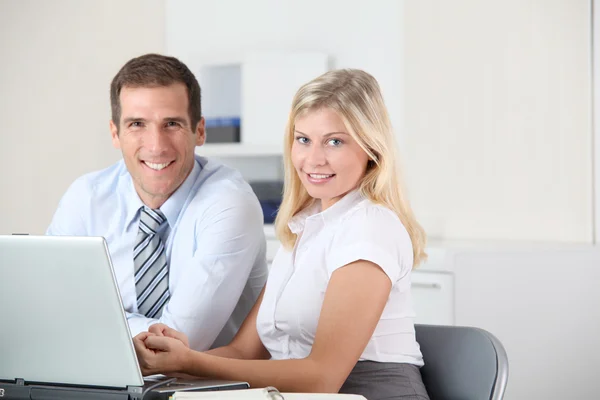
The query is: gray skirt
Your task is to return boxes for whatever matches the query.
[339,361,430,400]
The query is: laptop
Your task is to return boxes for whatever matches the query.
[0,235,249,400]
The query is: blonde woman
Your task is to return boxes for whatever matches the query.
[134,69,430,400]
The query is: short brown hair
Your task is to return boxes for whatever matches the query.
[110,53,202,129]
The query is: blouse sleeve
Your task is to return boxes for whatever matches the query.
[325,205,413,283]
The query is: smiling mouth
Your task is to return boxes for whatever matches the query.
[143,161,174,171]
[307,173,335,179]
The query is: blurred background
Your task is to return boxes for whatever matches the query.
[0,1,598,399]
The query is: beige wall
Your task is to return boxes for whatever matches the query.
[404,0,593,243]
[0,0,165,234]
[1,0,593,243]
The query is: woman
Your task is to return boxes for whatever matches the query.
[134,69,430,400]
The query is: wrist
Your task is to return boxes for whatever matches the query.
[180,347,195,373]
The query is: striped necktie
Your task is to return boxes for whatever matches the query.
[133,207,170,318]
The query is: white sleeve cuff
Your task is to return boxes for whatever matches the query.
[326,243,400,283]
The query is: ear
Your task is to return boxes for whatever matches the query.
[195,117,206,146]
[110,120,121,149]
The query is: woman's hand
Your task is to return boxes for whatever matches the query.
[133,332,191,376]
[148,323,190,348]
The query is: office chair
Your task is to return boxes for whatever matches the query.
[415,324,509,400]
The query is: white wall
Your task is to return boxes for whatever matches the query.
[0,0,165,235]
[167,0,594,243]
[165,0,405,138]
[594,0,600,243]
[404,0,593,243]
[5,0,589,244]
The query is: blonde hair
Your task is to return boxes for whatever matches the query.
[274,69,427,267]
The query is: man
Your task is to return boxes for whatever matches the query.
[47,53,268,351]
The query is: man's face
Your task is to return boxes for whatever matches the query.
[110,83,205,209]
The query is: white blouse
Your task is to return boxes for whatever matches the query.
[256,190,424,365]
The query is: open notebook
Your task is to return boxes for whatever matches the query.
[172,388,367,399]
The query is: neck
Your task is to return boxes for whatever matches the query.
[140,193,169,210]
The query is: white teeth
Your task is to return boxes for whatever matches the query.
[309,173,334,179]
[144,161,171,170]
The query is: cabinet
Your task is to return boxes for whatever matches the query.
[411,246,455,325]
[195,52,328,158]
[412,270,454,326]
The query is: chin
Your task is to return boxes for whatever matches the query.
[305,188,330,200]
[142,184,174,197]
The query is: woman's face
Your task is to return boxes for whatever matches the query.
[291,108,369,210]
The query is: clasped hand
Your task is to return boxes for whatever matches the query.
[133,323,190,375]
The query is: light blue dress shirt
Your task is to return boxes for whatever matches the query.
[47,155,268,351]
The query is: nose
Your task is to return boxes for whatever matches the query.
[306,143,327,167]
[146,125,169,154]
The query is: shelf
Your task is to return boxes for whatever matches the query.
[195,143,282,157]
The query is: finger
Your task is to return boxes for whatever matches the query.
[134,342,158,375]
[144,335,174,352]
[164,327,188,343]
[134,332,158,355]
[134,331,153,342]
[148,323,167,336]
[133,335,154,357]
[162,326,178,337]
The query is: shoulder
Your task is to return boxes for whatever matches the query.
[62,160,127,201]
[186,157,262,221]
[330,198,414,270]
[48,160,128,235]
[340,199,410,240]
[199,157,256,195]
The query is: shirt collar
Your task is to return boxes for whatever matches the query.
[288,189,364,234]
[124,159,202,229]
[160,159,201,227]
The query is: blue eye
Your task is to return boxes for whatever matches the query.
[296,136,310,144]
[328,138,343,146]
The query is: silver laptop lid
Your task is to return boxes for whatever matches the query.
[0,235,144,388]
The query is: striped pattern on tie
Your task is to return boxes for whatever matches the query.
[134,207,170,318]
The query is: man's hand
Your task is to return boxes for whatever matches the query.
[148,323,190,348]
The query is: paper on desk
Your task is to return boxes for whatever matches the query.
[280,394,366,399]
[173,388,266,399]
[172,388,366,399]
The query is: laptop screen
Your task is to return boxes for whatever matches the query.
[0,235,144,388]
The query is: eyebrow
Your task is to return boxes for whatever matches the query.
[294,130,349,138]
[163,116,189,125]
[122,117,147,124]
[122,116,189,125]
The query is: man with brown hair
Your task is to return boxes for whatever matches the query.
[47,54,268,351]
